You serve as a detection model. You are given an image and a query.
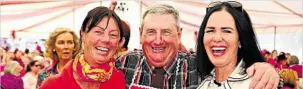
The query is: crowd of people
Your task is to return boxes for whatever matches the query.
[0,1,301,89]
[262,49,303,89]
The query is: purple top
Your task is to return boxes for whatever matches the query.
[289,64,303,78]
[0,74,24,89]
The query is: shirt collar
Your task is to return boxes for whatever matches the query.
[210,59,249,81]
[143,52,180,75]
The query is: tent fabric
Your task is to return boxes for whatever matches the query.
[1,1,302,62]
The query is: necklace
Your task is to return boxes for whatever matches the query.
[73,54,114,82]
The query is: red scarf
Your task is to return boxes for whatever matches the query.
[72,54,114,82]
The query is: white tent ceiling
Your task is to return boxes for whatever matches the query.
[0,1,302,62]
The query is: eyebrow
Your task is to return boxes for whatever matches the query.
[221,27,234,30]
[94,26,105,31]
[205,27,234,30]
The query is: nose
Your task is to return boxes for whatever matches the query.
[212,32,223,42]
[153,32,163,45]
[63,43,68,49]
[100,34,110,44]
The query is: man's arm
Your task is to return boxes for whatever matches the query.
[247,62,280,89]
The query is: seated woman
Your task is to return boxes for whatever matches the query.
[0,61,24,89]
[37,27,80,87]
[196,1,265,89]
[40,6,126,89]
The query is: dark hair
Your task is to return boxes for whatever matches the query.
[121,20,131,50]
[25,48,30,54]
[278,54,286,63]
[26,60,39,73]
[80,6,124,47]
[13,48,19,55]
[265,51,270,55]
[196,3,264,80]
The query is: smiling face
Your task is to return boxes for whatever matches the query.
[141,14,181,67]
[81,16,124,66]
[54,32,75,61]
[203,10,239,67]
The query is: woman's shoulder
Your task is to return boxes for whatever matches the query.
[113,68,125,79]
[39,74,61,89]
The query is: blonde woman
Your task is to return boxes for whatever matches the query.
[0,61,24,89]
[37,27,80,87]
[280,69,299,89]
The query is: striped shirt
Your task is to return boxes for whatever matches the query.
[197,60,252,89]
[115,51,199,89]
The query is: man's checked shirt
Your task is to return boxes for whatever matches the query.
[115,51,199,89]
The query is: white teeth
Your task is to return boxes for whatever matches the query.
[212,47,226,51]
[96,47,109,52]
[152,47,165,52]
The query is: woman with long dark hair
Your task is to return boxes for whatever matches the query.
[196,1,266,88]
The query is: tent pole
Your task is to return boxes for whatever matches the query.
[274,26,276,49]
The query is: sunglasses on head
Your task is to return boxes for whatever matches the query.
[206,1,243,13]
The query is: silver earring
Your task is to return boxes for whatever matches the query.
[238,42,242,48]
[53,49,55,52]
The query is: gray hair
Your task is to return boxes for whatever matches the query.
[141,4,180,29]
[289,55,299,65]
[4,61,21,76]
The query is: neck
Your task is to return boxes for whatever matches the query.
[31,71,38,76]
[57,58,70,72]
[215,59,238,83]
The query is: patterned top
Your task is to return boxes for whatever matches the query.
[0,74,24,89]
[37,64,59,87]
[115,51,199,89]
[197,60,252,89]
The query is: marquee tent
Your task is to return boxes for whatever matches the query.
[1,1,302,62]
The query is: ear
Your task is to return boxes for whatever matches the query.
[177,27,182,43]
[139,27,143,44]
[119,37,125,48]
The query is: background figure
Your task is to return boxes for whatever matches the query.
[277,54,289,71]
[279,69,299,89]
[116,20,131,58]
[23,60,41,89]
[23,48,32,68]
[288,55,303,89]
[272,50,278,60]
[12,48,25,68]
[37,27,80,87]
[0,61,24,89]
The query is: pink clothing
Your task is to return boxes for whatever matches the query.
[266,58,277,67]
[289,65,303,78]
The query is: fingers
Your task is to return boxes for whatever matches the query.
[254,67,271,89]
[249,63,266,89]
[246,64,255,77]
[271,74,280,89]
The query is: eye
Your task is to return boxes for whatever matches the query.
[57,41,64,44]
[162,30,172,36]
[94,30,104,35]
[205,29,214,33]
[223,29,232,33]
[109,33,119,38]
[146,30,156,35]
[67,40,74,44]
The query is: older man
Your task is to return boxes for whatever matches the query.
[116,4,279,89]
